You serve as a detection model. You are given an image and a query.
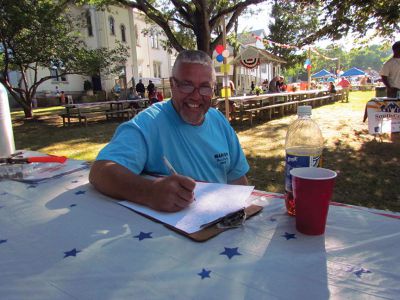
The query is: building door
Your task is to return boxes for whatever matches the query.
[92,75,102,91]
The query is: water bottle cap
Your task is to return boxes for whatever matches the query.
[297,105,312,116]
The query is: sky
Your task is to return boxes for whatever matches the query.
[237,3,400,51]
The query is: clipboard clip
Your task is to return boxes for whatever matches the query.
[200,207,247,229]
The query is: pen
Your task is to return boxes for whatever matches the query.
[163,156,196,201]
[163,156,177,175]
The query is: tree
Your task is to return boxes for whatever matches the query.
[0,1,128,118]
[294,0,400,44]
[266,1,320,71]
[105,0,268,55]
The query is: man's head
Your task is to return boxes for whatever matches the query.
[170,50,216,126]
[392,41,400,56]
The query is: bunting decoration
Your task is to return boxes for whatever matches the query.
[240,57,260,69]
[250,33,338,61]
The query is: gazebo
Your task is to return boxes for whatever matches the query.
[341,67,365,77]
[311,69,335,78]
[230,46,286,92]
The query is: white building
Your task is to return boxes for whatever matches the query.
[25,5,173,101]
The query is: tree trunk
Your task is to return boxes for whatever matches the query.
[23,106,33,119]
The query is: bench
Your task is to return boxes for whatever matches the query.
[244,95,334,126]
[60,113,88,127]
[245,101,300,126]
[297,95,333,107]
[105,109,136,121]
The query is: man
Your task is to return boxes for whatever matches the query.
[337,77,351,102]
[135,79,145,98]
[380,41,400,98]
[268,76,280,93]
[147,80,155,99]
[89,50,249,212]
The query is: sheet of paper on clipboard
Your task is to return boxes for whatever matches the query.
[119,181,255,234]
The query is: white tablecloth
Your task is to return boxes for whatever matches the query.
[1,159,399,299]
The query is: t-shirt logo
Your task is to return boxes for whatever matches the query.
[214,152,228,165]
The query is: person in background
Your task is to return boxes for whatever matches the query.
[89,50,249,212]
[147,80,155,99]
[229,80,236,96]
[60,91,66,104]
[268,76,280,93]
[135,79,145,98]
[328,82,336,94]
[156,89,164,102]
[276,76,286,92]
[250,81,255,94]
[380,41,400,98]
[337,77,351,102]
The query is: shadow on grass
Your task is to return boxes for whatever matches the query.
[12,115,121,152]
[247,136,400,212]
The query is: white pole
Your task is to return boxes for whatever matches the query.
[0,82,15,157]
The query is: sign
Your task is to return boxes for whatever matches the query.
[366,98,400,134]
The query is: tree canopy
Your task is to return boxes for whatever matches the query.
[0,0,128,118]
[96,0,267,55]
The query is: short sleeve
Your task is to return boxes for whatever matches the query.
[96,122,148,174]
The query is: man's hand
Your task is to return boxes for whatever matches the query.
[148,175,196,212]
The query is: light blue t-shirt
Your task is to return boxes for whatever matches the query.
[96,100,249,183]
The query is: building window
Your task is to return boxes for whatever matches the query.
[86,10,93,37]
[150,33,159,49]
[50,68,67,82]
[109,16,115,35]
[153,62,162,78]
[120,24,126,42]
[135,25,140,46]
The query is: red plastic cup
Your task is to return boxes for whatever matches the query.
[290,167,337,235]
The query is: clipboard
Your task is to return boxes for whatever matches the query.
[165,204,263,242]
[121,203,263,242]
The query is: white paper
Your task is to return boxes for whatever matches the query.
[119,182,255,234]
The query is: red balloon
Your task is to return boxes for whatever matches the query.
[216,45,225,54]
[307,64,312,70]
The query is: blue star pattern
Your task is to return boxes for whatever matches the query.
[74,190,86,195]
[198,268,211,279]
[27,184,37,189]
[270,217,277,222]
[220,247,242,259]
[0,239,7,245]
[69,204,77,207]
[134,232,153,241]
[282,232,296,240]
[71,180,79,183]
[0,192,7,196]
[346,266,372,278]
[64,248,81,258]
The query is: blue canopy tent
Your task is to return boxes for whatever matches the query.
[341,67,365,77]
[311,69,334,78]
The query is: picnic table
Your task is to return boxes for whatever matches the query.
[60,99,150,126]
[217,89,341,125]
[1,152,399,299]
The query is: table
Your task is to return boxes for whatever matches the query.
[1,156,399,299]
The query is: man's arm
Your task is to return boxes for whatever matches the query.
[228,175,248,185]
[89,160,195,212]
[381,75,391,89]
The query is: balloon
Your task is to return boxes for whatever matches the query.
[216,54,224,62]
[305,59,311,65]
[307,64,312,70]
[222,49,230,58]
[216,45,225,54]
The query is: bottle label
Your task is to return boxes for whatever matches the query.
[284,153,321,192]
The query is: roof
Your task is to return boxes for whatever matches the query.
[341,67,365,77]
[231,45,286,66]
[311,69,335,78]
[237,29,266,45]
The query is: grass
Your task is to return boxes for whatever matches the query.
[10,91,400,212]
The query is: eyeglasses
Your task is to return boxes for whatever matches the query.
[172,77,214,96]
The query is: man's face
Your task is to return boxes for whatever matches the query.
[170,63,215,126]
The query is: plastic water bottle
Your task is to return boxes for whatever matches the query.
[0,82,15,157]
[284,105,323,216]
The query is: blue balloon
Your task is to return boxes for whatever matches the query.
[216,54,224,62]
[305,59,311,65]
